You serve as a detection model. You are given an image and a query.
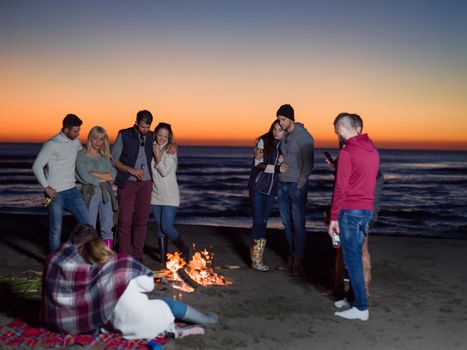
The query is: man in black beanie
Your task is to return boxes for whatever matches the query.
[276,104,314,276]
[276,104,295,121]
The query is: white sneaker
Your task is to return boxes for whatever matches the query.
[334,307,369,321]
[334,298,350,309]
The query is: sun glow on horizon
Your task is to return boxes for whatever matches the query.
[1,1,466,150]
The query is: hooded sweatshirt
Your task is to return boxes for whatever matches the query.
[330,134,379,221]
[279,123,314,187]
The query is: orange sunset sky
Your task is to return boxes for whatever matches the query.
[1,1,466,150]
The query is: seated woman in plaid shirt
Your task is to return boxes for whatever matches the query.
[40,224,218,339]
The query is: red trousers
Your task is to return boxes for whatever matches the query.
[116,180,152,259]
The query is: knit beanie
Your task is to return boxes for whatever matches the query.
[276,104,295,121]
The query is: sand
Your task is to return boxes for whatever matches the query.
[0,213,466,350]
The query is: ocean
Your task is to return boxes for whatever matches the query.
[1,143,466,239]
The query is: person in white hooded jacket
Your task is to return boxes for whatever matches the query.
[41,224,218,339]
[32,114,89,252]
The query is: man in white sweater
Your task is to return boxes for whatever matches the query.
[32,114,89,252]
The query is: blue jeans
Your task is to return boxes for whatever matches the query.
[339,209,373,311]
[161,297,187,319]
[152,205,179,241]
[277,182,308,257]
[87,199,114,240]
[250,189,274,240]
[48,187,89,251]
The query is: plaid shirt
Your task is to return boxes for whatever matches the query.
[40,242,153,334]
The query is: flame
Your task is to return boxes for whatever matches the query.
[157,249,231,293]
[186,249,230,286]
[164,252,194,293]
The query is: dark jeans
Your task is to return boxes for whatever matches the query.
[249,189,274,240]
[339,209,373,311]
[277,182,308,257]
[48,187,89,252]
[117,180,152,259]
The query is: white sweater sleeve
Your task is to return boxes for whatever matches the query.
[253,137,276,173]
[254,138,265,167]
[154,153,177,177]
[256,139,264,149]
[263,164,276,173]
[32,143,51,189]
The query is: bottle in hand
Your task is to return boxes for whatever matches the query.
[332,234,341,248]
[137,164,145,182]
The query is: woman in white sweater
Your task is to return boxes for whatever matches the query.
[151,123,190,263]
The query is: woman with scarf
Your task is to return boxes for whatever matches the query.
[41,224,218,338]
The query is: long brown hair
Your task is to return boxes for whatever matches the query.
[71,224,115,264]
[154,122,174,152]
[255,120,280,157]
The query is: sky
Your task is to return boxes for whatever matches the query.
[1,0,466,149]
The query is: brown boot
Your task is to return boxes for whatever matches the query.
[287,255,293,269]
[158,236,168,264]
[276,255,292,271]
[291,256,304,277]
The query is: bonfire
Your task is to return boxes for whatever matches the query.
[155,249,231,293]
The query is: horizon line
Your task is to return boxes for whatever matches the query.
[0,140,466,152]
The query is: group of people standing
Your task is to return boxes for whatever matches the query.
[33,103,381,335]
[248,104,382,321]
[32,110,189,263]
[34,110,218,339]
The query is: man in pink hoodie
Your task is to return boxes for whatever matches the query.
[328,113,379,321]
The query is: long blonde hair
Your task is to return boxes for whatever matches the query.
[85,126,111,159]
[71,224,115,264]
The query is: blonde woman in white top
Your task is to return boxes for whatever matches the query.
[151,123,190,263]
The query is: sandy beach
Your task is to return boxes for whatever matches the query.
[0,213,466,350]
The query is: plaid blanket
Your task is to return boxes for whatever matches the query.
[0,319,167,349]
[40,242,153,334]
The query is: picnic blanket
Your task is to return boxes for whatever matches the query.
[0,319,168,349]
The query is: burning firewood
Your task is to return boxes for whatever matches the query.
[185,250,230,286]
[177,268,199,289]
[154,249,231,293]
